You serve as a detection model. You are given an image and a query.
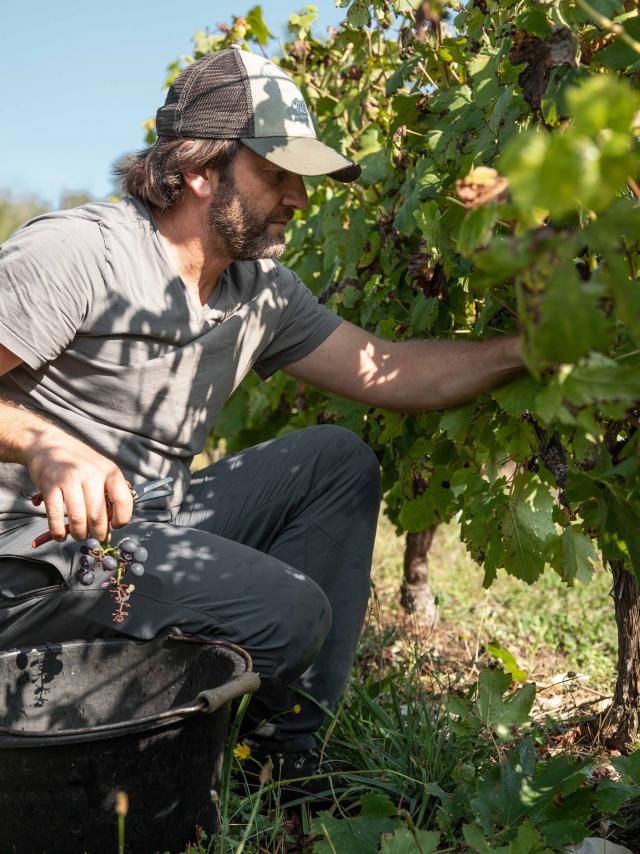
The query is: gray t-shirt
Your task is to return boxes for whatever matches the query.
[0,197,341,521]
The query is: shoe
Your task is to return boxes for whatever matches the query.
[239,743,348,805]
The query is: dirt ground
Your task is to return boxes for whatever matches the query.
[368,514,618,746]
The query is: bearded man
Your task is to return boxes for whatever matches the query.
[0,46,523,792]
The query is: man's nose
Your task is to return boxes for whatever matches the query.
[282,174,308,211]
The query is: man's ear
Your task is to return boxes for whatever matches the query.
[183,167,219,200]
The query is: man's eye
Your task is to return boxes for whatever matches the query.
[268,170,286,183]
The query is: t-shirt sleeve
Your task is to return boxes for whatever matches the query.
[253,264,342,380]
[0,214,104,371]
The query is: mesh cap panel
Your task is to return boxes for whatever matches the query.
[156,50,255,139]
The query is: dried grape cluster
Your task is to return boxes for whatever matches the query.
[77,536,149,623]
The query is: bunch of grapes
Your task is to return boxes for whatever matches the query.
[77,536,149,623]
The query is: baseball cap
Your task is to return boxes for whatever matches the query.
[155,46,361,183]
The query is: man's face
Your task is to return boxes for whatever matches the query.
[207,146,309,260]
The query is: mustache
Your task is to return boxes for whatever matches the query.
[268,208,295,225]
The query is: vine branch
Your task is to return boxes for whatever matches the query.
[575,0,640,55]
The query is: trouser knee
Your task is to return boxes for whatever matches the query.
[259,576,332,689]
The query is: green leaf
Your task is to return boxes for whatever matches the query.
[394,162,442,235]
[595,779,640,813]
[560,527,598,584]
[501,129,598,219]
[603,490,640,581]
[563,355,640,406]
[517,8,552,38]
[531,267,612,364]
[385,57,420,96]
[380,828,440,854]
[499,474,557,583]
[476,669,536,737]
[440,402,476,443]
[472,236,533,284]
[567,73,639,137]
[469,45,507,109]
[508,819,553,854]
[245,5,273,44]
[399,492,437,533]
[413,201,442,247]
[487,643,528,683]
[457,205,498,256]
[378,411,407,443]
[612,749,640,783]
[341,284,361,309]
[597,17,640,69]
[472,745,589,837]
[491,377,544,418]
[311,811,396,854]
[359,150,388,186]
[360,791,397,818]
[489,85,516,133]
[347,0,370,29]
[410,294,438,333]
[463,823,492,853]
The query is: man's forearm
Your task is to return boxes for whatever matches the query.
[0,398,53,466]
[380,336,524,412]
[286,323,525,412]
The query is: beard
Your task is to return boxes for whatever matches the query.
[207,170,294,260]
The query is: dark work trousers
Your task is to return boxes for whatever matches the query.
[0,426,381,750]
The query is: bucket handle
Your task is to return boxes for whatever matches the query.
[196,672,261,714]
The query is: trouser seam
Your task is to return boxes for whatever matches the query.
[305,516,371,562]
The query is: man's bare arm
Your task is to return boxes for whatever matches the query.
[0,344,133,541]
[284,321,524,412]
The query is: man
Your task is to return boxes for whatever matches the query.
[0,46,522,789]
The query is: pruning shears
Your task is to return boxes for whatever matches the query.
[29,476,175,548]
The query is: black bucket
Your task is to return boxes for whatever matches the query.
[0,633,260,854]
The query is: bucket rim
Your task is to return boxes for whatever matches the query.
[0,634,257,746]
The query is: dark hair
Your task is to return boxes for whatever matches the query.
[114,137,241,210]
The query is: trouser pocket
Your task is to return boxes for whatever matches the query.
[0,555,67,606]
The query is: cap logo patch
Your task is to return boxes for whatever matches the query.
[289,97,310,124]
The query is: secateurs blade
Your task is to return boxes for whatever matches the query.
[130,476,174,504]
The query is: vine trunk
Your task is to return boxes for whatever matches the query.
[401,527,438,628]
[608,559,640,747]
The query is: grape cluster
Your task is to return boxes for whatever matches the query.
[77,536,149,623]
[77,537,148,585]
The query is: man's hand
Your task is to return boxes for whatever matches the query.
[0,396,133,542]
[0,345,133,542]
[26,426,134,542]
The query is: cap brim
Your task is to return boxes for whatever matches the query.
[241,136,361,183]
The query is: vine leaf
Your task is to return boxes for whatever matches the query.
[448,668,535,739]
[560,527,597,584]
[380,828,440,854]
[311,793,396,854]
[492,377,544,418]
[487,642,528,683]
[500,475,557,583]
[472,745,590,838]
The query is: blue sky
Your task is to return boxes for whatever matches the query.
[1,1,345,207]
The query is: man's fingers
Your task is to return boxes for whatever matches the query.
[43,487,67,541]
[106,473,134,529]
[83,482,111,542]
[62,484,90,541]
